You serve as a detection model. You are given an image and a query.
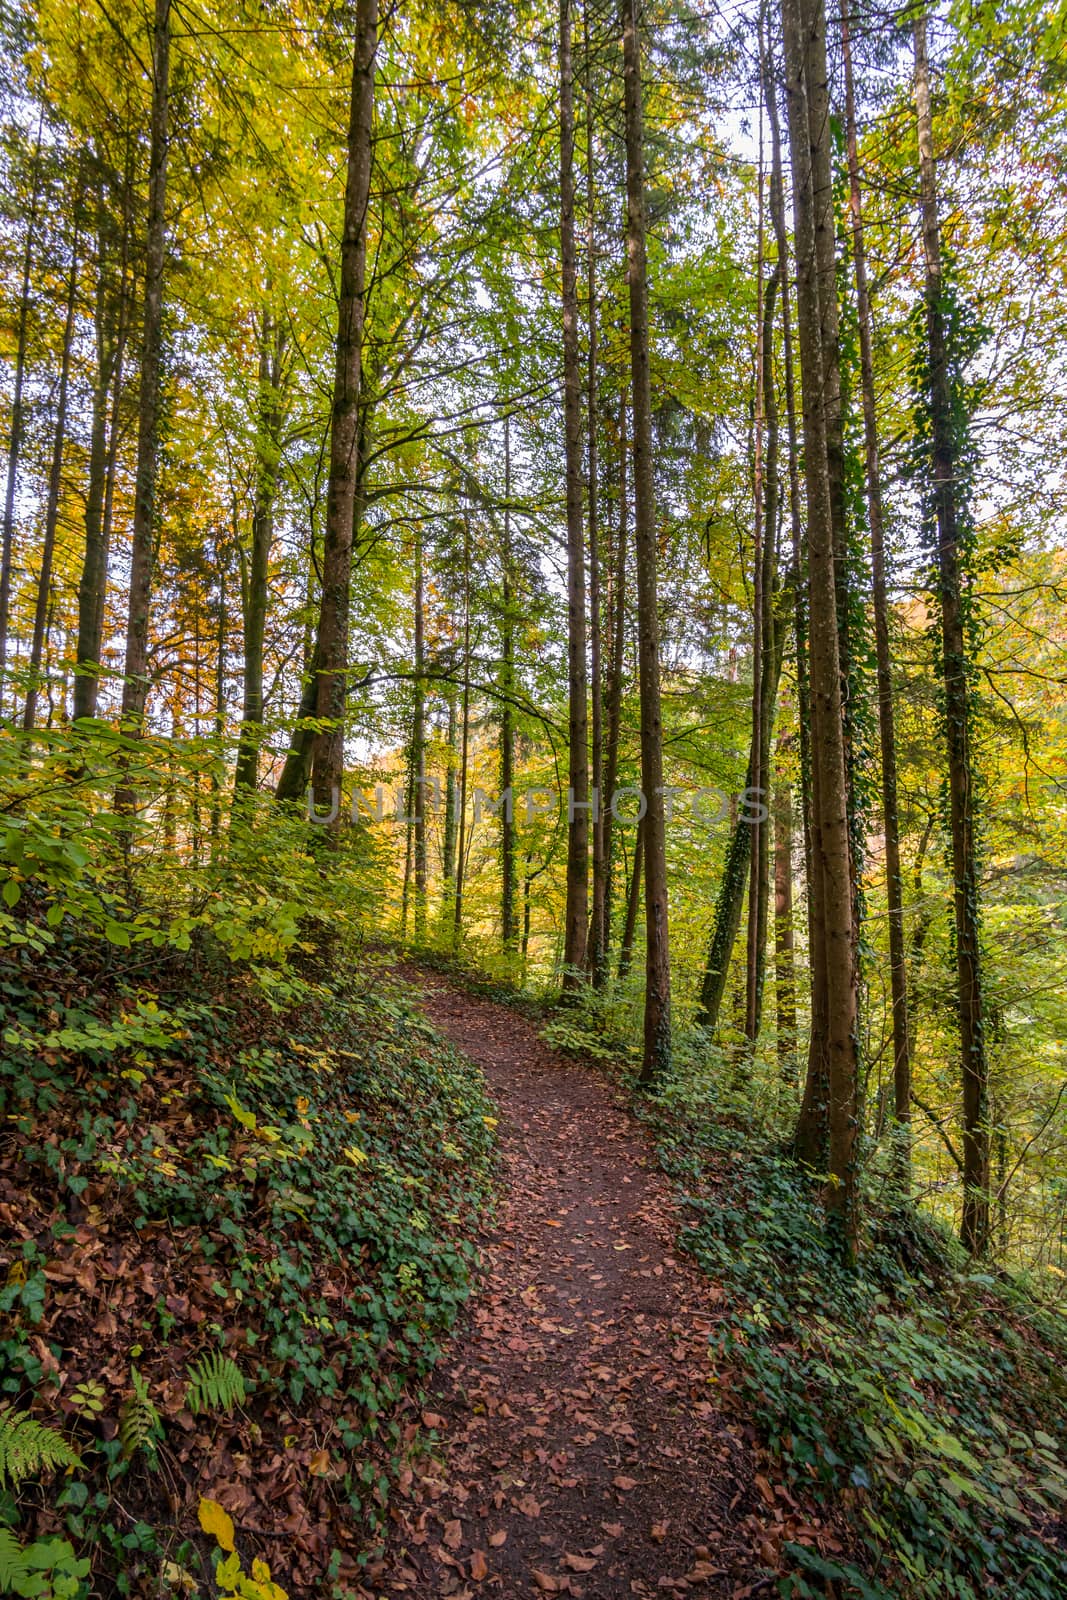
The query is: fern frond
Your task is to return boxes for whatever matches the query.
[185,1352,246,1417]
[119,1366,161,1460]
[0,1529,30,1589]
[0,1408,80,1489]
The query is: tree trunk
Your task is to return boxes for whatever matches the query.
[780,0,859,1255]
[584,10,607,984]
[235,315,286,790]
[119,0,172,733]
[774,763,797,1075]
[442,679,457,904]
[841,3,911,1173]
[618,818,643,981]
[75,151,132,723]
[598,394,628,985]
[413,528,427,942]
[913,12,989,1254]
[277,0,377,814]
[560,0,590,987]
[24,220,80,730]
[0,116,43,706]
[453,499,472,948]
[500,416,517,949]
[622,0,671,1085]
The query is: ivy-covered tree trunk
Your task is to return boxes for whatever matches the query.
[453,499,472,949]
[623,0,671,1085]
[560,0,590,987]
[842,4,911,1172]
[618,817,643,981]
[119,0,171,735]
[913,11,989,1255]
[585,12,608,986]
[24,219,80,731]
[235,316,286,792]
[781,0,859,1256]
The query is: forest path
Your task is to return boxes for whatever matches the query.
[366,967,787,1599]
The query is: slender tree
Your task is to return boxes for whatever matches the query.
[119,0,171,734]
[277,0,377,812]
[560,0,590,986]
[0,114,43,707]
[913,10,989,1253]
[500,417,518,950]
[622,0,670,1084]
[841,2,911,1170]
[24,216,80,730]
[235,316,286,790]
[780,0,859,1253]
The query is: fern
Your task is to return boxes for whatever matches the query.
[185,1352,246,1416]
[119,1366,160,1460]
[0,1408,80,1489]
[0,1530,30,1590]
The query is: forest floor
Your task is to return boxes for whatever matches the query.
[365,966,828,1600]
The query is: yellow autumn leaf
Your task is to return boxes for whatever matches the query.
[343,1144,367,1165]
[295,1096,309,1116]
[482,1116,498,1128]
[198,1496,235,1552]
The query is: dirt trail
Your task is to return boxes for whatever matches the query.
[368,970,789,1599]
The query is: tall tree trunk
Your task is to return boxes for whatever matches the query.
[0,115,43,707]
[622,0,671,1085]
[913,12,989,1254]
[211,552,227,848]
[24,221,80,730]
[584,9,607,984]
[774,762,797,1075]
[500,417,517,949]
[75,150,132,723]
[781,0,859,1255]
[765,40,816,1071]
[745,266,782,1047]
[560,0,590,987]
[598,394,628,985]
[235,315,286,791]
[618,818,643,980]
[413,528,427,942]
[442,679,457,905]
[841,3,911,1172]
[119,0,172,733]
[276,0,377,812]
[453,500,472,948]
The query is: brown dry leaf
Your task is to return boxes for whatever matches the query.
[613,1475,638,1491]
[488,1530,508,1548]
[443,1519,463,1550]
[469,1549,488,1581]
[686,1561,724,1582]
[307,1449,331,1477]
[531,1572,559,1593]
[562,1553,597,1572]
[754,1474,776,1507]
[650,1522,669,1544]
[422,1411,445,1428]
[517,1494,542,1517]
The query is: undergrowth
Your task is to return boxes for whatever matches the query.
[0,939,497,1597]
[647,1091,1067,1600]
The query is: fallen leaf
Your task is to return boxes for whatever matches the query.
[517,1494,542,1517]
[197,1498,234,1553]
[443,1519,463,1550]
[532,1572,559,1593]
[489,1530,508,1547]
[613,1475,638,1491]
[470,1550,488,1581]
[563,1553,597,1572]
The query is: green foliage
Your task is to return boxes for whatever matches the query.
[0,1532,89,1599]
[185,1353,246,1416]
[648,1097,1067,1600]
[0,1411,79,1491]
